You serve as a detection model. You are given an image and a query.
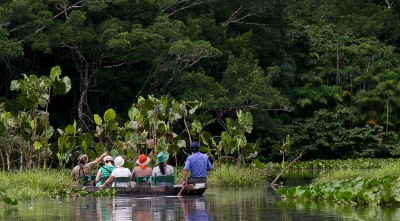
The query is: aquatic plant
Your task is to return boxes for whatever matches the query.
[0,190,18,209]
[277,176,400,206]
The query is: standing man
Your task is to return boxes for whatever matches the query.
[182,142,212,187]
[71,152,108,185]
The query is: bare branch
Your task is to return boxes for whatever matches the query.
[162,0,208,17]
[35,1,83,34]
[103,60,141,68]
[385,0,393,9]
[222,3,263,27]
[52,1,83,20]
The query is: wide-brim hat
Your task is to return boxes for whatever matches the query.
[136,154,150,165]
[103,155,113,162]
[114,156,125,167]
[156,152,169,164]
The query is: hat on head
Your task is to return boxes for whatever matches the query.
[78,154,88,163]
[103,155,113,162]
[114,156,125,167]
[156,152,169,164]
[136,154,150,165]
[190,142,200,151]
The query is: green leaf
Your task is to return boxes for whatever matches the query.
[128,107,140,120]
[94,114,103,125]
[191,120,202,133]
[33,141,42,150]
[104,109,116,122]
[95,143,104,153]
[65,124,76,135]
[79,133,93,146]
[30,120,35,129]
[44,126,54,138]
[50,66,61,82]
[52,81,67,95]
[82,140,87,151]
[10,80,20,91]
[177,140,186,148]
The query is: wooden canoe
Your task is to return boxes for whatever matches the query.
[82,183,207,196]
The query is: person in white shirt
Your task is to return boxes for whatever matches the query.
[99,156,131,188]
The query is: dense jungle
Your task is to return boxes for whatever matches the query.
[1,0,400,170]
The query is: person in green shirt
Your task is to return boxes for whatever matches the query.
[95,155,116,187]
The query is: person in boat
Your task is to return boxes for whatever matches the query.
[151,151,174,186]
[182,142,212,187]
[130,154,152,186]
[99,156,132,188]
[71,152,108,186]
[95,155,116,187]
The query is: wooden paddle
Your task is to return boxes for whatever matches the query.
[177,184,186,196]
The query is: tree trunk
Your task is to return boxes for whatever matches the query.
[78,61,91,133]
[386,98,389,132]
[0,149,4,171]
[5,151,10,171]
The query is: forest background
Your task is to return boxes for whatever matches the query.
[1,0,400,170]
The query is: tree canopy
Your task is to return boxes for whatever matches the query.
[1,0,400,168]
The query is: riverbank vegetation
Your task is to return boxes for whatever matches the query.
[0,170,74,201]
[276,159,400,205]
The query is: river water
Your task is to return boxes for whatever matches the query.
[1,187,400,221]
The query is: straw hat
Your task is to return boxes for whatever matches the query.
[114,156,125,167]
[156,152,169,164]
[136,154,150,165]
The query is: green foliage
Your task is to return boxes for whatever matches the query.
[277,176,400,206]
[8,66,71,169]
[207,164,265,187]
[0,170,75,200]
[272,135,291,164]
[203,110,259,165]
[289,108,388,160]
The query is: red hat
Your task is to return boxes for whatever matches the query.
[136,154,150,165]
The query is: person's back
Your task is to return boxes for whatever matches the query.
[111,167,131,187]
[131,154,152,187]
[152,152,174,186]
[182,142,212,185]
[185,152,210,178]
[71,152,108,186]
[99,156,131,189]
[100,165,116,178]
[95,155,116,187]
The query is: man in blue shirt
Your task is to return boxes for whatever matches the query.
[182,142,212,186]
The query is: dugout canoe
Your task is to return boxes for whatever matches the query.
[82,183,207,196]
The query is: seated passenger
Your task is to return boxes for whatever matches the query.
[95,155,116,187]
[130,154,152,186]
[71,152,108,186]
[99,156,131,188]
[152,152,174,186]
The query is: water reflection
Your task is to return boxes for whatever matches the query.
[179,196,209,221]
[94,197,132,221]
[2,188,400,220]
